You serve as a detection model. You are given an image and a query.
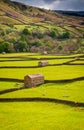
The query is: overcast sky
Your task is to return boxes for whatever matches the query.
[11,0,84,11]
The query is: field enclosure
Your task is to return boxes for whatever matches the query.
[0,53,84,130]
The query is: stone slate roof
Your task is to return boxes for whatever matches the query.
[27,74,43,78]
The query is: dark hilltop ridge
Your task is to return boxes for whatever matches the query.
[54,10,84,17]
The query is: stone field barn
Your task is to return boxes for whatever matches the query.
[24,74,44,87]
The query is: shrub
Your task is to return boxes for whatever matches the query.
[50,30,58,38]
[81,39,84,46]
[32,29,44,38]
[32,40,43,47]
[62,31,70,39]
[0,30,6,36]
[22,28,31,35]
[18,41,29,52]
[58,45,63,50]
[46,41,52,47]
[0,41,14,53]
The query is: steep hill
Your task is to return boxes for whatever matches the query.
[0,0,84,54]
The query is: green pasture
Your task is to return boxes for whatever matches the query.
[0,59,73,66]
[0,53,38,57]
[70,60,84,64]
[0,53,38,61]
[0,80,84,103]
[48,58,72,64]
[0,53,84,130]
[0,61,38,66]
[0,81,21,91]
[24,54,84,59]
[0,102,84,130]
[0,53,83,60]
[0,58,25,61]
[0,65,84,80]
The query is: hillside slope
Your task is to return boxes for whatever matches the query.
[0,0,84,54]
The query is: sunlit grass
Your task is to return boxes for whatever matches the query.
[0,59,73,66]
[0,65,84,80]
[0,102,84,130]
[71,60,84,64]
[27,54,84,59]
[0,53,38,57]
[0,81,84,103]
[0,53,83,58]
[0,81,21,91]
[0,61,38,66]
[0,53,84,130]
[0,58,25,61]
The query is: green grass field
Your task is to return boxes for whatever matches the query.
[0,65,83,80]
[70,60,84,64]
[0,53,84,130]
[0,102,84,130]
[0,53,83,58]
[0,81,21,91]
[0,98,84,130]
[0,80,84,103]
[0,59,74,66]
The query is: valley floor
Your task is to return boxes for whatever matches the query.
[0,53,84,130]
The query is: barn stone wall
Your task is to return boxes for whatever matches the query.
[24,74,44,87]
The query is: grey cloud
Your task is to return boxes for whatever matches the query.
[52,0,84,10]
[11,0,84,11]
[43,0,56,4]
[11,0,46,7]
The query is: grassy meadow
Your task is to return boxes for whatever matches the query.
[0,53,84,130]
[0,65,83,80]
[0,102,84,130]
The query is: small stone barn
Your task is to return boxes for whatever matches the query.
[38,61,49,67]
[42,51,48,55]
[2,52,6,54]
[24,74,44,88]
[75,57,80,60]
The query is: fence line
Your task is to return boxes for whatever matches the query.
[0,97,84,107]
